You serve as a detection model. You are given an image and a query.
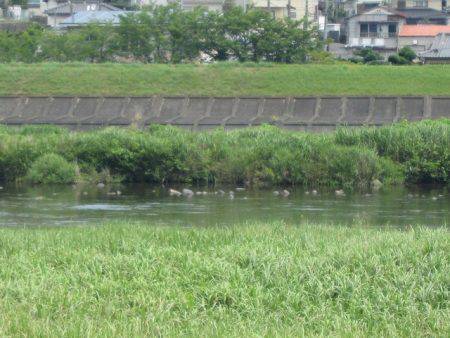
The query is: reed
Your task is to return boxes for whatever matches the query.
[0,120,448,187]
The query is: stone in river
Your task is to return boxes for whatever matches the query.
[182,188,194,197]
[169,189,182,197]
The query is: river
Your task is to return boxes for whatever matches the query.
[0,184,448,227]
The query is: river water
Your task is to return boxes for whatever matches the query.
[0,184,448,227]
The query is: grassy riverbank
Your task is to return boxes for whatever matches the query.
[0,120,448,187]
[2,63,450,96]
[0,223,448,336]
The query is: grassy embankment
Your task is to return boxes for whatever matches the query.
[2,63,450,96]
[0,223,448,336]
[0,120,448,187]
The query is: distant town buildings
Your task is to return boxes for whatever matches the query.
[1,0,450,62]
[1,0,321,26]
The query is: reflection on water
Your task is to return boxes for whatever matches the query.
[0,184,448,227]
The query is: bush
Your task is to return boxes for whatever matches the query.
[399,46,416,62]
[388,54,409,65]
[389,47,417,65]
[354,48,383,64]
[26,153,77,184]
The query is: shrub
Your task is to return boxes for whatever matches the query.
[388,54,409,65]
[26,153,77,184]
[354,48,383,64]
[388,47,417,65]
[399,46,416,62]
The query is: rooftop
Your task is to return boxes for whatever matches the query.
[59,10,129,27]
[394,8,449,19]
[420,33,450,59]
[46,2,120,16]
[399,24,450,37]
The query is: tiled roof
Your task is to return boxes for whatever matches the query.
[399,25,450,37]
[420,33,450,59]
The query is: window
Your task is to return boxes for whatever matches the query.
[369,23,378,37]
[388,24,397,37]
[413,0,428,7]
[360,23,378,37]
[360,23,368,37]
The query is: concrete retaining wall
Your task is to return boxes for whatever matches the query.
[0,96,448,130]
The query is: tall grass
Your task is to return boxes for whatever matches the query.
[0,222,448,336]
[0,120,448,187]
[335,119,450,184]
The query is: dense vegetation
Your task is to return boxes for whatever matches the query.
[0,4,321,63]
[0,120,448,188]
[0,222,448,336]
[2,63,450,96]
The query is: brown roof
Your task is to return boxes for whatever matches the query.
[399,25,450,37]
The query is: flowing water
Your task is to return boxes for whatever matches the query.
[0,184,448,228]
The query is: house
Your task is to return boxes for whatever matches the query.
[249,0,319,21]
[390,0,445,12]
[45,1,121,27]
[345,6,405,55]
[343,0,384,16]
[58,10,129,28]
[398,24,450,52]
[419,32,450,63]
[181,0,224,12]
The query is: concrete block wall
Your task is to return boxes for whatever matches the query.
[0,96,448,130]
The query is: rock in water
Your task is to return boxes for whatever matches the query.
[182,188,194,197]
[311,190,318,195]
[273,191,280,196]
[335,189,345,197]
[97,183,105,189]
[169,189,182,197]
[218,190,225,195]
[282,189,290,197]
[236,187,245,192]
[371,179,383,191]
